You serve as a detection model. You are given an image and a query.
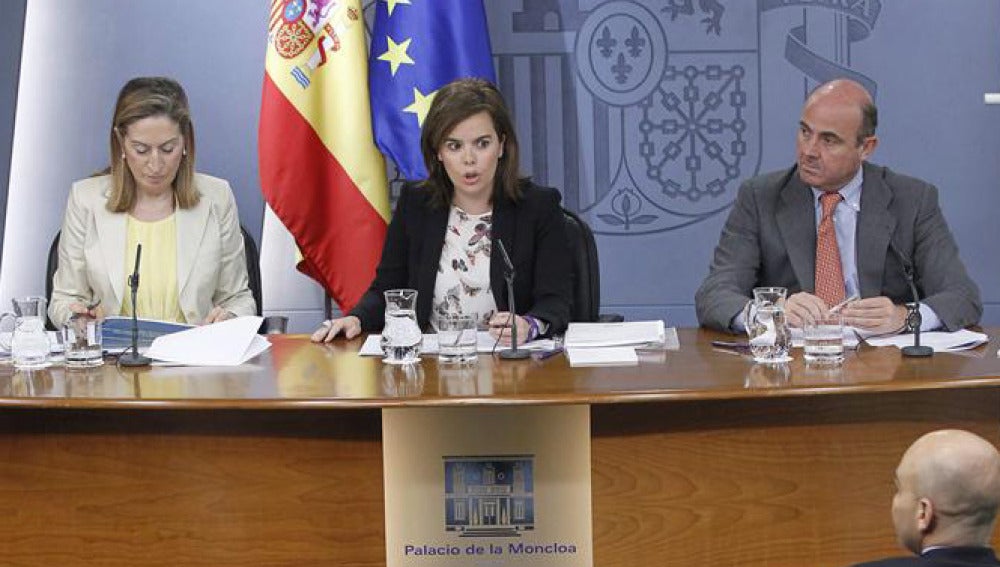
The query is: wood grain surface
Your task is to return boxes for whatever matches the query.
[1,331,999,565]
[0,410,384,565]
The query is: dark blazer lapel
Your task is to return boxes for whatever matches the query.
[490,194,516,311]
[417,199,448,325]
[775,170,818,292]
[856,162,896,298]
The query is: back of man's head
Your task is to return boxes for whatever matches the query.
[892,430,1000,554]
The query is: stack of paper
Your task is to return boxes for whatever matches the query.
[564,321,667,367]
[866,329,989,352]
[565,346,638,367]
[145,316,270,366]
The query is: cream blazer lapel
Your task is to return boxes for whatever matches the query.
[174,197,210,312]
[94,188,127,310]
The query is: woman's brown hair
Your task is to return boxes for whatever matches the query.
[106,76,198,212]
[419,78,524,207]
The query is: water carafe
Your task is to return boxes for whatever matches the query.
[0,297,51,369]
[742,287,792,363]
[380,289,422,364]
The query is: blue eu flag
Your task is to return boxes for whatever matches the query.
[369,0,496,180]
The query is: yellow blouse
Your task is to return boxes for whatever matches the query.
[120,214,186,323]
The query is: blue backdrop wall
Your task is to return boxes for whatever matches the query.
[2,0,999,328]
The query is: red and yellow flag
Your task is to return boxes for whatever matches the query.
[259,0,390,312]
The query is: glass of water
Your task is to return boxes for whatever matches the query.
[380,289,422,364]
[435,313,477,364]
[63,316,104,368]
[803,313,845,364]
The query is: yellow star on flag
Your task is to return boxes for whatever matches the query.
[384,0,412,17]
[404,87,438,127]
[377,36,415,76]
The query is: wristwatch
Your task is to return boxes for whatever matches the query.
[902,302,921,334]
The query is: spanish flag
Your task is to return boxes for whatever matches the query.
[259,0,389,313]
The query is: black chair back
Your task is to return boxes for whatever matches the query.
[45,225,263,329]
[241,225,263,317]
[562,208,601,322]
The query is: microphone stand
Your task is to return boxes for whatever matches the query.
[889,241,933,358]
[119,244,151,367]
[496,239,529,360]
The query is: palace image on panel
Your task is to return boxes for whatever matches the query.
[444,455,535,537]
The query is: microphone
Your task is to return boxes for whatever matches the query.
[119,243,152,367]
[495,238,529,360]
[888,239,933,358]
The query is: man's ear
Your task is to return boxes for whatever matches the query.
[917,498,935,533]
[860,135,878,160]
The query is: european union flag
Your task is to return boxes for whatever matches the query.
[369,0,496,180]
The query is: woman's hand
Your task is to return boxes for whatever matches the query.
[69,301,105,320]
[203,306,235,324]
[311,316,362,343]
[488,312,530,346]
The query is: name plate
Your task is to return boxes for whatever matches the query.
[383,405,593,566]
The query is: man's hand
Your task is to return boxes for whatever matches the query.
[840,297,907,334]
[784,292,829,328]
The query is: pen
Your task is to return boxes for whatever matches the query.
[532,347,564,361]
[711,340,749,349]
[829,294,860,314]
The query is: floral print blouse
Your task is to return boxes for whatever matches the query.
[430,206,498,330]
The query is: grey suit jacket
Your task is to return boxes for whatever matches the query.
[695,162,982,332]
[49,173,257,327]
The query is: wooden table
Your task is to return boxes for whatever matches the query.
[1,329,999,566]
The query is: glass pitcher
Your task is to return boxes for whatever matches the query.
[742,287,792,363]
[0,296,51,369]
[380,289,422,364]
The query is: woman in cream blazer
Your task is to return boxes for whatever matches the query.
[49,77,255,328]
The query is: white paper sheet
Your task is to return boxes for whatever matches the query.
[865,329,989,352]
[564,320,665,348]
[566,346,638,367]
[359,332,556,356]
[145,316,270,366]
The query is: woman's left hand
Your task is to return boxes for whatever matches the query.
[488,311,530,346]
[203,306,235,324]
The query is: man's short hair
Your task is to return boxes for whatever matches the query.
[858,100,878,144]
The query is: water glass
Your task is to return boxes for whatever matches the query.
[380,289,422,364]
[803,314,845,364]
[63,316,104,368]
[435,313,477,364]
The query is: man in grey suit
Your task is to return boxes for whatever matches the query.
[696,79,981,333]
[849,429,1000,567]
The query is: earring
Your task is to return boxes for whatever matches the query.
[120,152,125,160]
[182,149,187,156]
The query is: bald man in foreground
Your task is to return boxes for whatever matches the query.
[852,430,1000,566]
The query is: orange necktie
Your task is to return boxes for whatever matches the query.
[815,192,846,307]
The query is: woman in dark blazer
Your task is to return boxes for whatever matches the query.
[312,78,571,345]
